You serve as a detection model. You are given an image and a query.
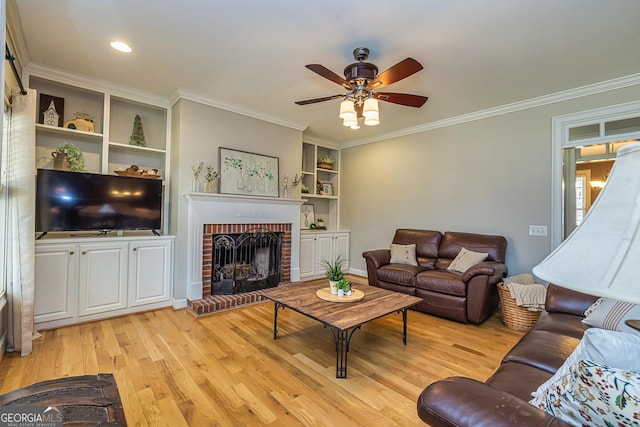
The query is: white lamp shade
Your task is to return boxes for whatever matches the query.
[363,98,379,118]
[532,142,640,304]
[364,115,379,126]
[339,100,356,120]
[342,117,357,127]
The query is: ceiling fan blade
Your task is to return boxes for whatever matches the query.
[295,94,344,106]
[375,92,428,108]
[305,64,353,90]
[368,58,423,90]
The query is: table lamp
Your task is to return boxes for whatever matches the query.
[533,142,640,326]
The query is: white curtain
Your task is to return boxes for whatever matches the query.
[6,87,36,356]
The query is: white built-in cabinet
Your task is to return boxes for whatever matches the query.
[34,236,174,329]
[300,231,350,279]
[299,141,350,279]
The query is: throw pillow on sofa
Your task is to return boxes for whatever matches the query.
[447,247,488,273]
[582,297,640,335]
[531,328,640,398]
[389,244,418,266]
[530,359,640,427]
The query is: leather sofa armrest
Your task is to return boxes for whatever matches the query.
[417,377,571,427]
[461,261,507,283]
[362,249,391,269]
[544,283,598,316]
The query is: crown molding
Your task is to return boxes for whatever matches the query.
[301,135,340,149]
[171,87,308,132]
[341,73,640,149]
[23,62,171,108]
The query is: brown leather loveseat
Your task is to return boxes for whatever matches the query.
[362,229,508,324]
[417,284,598,427]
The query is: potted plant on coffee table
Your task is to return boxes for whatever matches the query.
[336,278,352,297]
[322,254,345,294]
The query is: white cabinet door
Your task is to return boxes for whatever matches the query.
[128,239,172,307]
[333,232,350,271]
[316,233,334,266]
[34,244,77,323]
[78,242,128,316]
[300,232,350,279]
[299,234,317,279]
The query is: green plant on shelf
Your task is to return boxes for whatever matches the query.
[317,155,334,164]
[51,142,85,171]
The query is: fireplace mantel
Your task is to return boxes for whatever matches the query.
[184,192,305,300]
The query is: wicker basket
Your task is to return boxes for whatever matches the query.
[497,282,542,331]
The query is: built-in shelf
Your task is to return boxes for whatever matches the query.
[26,64,172,234]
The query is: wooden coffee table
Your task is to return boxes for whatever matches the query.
[261,282,422,378]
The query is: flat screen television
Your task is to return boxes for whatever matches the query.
[36,169,163,235]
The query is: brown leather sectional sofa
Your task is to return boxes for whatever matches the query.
[417,284,598,427]
[362,229,508,324]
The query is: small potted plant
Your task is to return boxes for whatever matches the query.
[321,254,345,294]
[336,278,351,297]
[51,142,85,172]
[204,165,219,193]
[317,155,334,170]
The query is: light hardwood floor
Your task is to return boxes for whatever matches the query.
[0,277,525,426]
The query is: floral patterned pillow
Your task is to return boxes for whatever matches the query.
[530,359,640,426]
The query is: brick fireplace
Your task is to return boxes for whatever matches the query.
[183,193,305,305]
[202,223,292,297]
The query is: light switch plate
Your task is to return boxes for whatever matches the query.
[529,225,548,237]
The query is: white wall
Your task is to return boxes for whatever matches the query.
[169,98,303,301]
[341,85,640,278]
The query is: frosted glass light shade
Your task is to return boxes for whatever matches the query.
[363,98,379,118]
[364,114,379,126]
[533,142,640,304]
[342,117,357,127]
[339,100,356,120]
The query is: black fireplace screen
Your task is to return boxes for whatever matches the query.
[211,228,282,294]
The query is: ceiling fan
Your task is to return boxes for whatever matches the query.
[295,47,428,127]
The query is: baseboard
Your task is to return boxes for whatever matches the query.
[348,268,367,277]
[172,298,188,309]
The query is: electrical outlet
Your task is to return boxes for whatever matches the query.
[529,225,548,237]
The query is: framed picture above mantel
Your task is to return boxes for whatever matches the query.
[219,147,279,197]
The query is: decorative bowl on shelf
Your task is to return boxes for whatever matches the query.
[115,165,161,179]
[317,162,333,170]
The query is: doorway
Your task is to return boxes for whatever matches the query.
[552,102,640,248]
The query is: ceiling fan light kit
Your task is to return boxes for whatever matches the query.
[339,99,356,120]
[296,47,428,130]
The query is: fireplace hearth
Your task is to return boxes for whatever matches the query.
[211,228,282,295]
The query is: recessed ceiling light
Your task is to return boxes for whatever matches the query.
[110,41,132,53]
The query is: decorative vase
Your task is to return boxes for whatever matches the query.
[52,152,70,171]
[192,178,201,192]
[329,280,338,294]
[204,179,218,193]
[292,185,301,199]
[345,289,352,296]
[337,289,344,297]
